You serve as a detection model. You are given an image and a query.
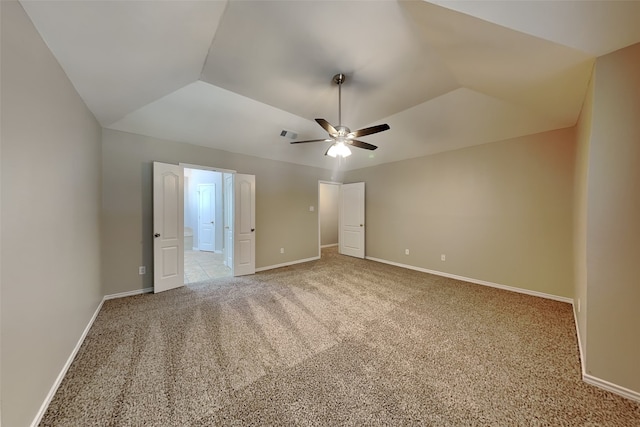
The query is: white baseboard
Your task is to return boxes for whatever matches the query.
[571,303,586,377]
[571,303,640,403]
[256,256,320,272]
[104,287,153,300]
[583,374,640,403]
[31,298,105,427]
[32,286,153,426]
[321,243,338,248]
[365,256,573,303]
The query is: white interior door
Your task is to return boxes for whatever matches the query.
[153,162,184,293]
[224,173,234,268]
[234,173,255,276]
[198,183,215,252]
[340,182,365,259]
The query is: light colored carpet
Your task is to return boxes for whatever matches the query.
[41,247,640,426]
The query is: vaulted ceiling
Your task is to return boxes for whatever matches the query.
[19,1,640,170]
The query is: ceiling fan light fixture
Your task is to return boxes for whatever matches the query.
[327,141,352,158]
[290,73,389,156]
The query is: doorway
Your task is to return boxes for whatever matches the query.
[153,162,256,293]
[184,167,231,282]
[318,181,341,256]
[318,180,366,259]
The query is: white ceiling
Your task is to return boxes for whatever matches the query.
[19,0,640,171]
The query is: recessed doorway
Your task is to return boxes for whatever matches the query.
[318,180,366,259]
[184,167,232,282]
[318,181,341,256]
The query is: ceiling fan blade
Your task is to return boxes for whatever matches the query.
[348,140,378,150]
[316,118,339,137]
[290,139,331,144]
[348,123,390,138]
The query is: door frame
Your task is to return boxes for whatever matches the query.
[317,180,342,257]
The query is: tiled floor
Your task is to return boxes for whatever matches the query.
[184,250,231,284]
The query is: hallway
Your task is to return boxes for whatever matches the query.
[184,250,231,283]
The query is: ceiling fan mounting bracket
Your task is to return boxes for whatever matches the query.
[333,73,346,85]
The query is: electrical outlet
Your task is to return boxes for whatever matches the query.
[405,249,410,255]
[441,254,446,261]
[280,247,285,254]
[139,266,146,275]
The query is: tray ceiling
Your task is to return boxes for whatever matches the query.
[19,0,640,170]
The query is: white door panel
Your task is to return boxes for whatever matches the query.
[234,174,255,276]
[153,162,184,293]
[340,182,365,259]
[224,173,233,268]
[198,183,215,252]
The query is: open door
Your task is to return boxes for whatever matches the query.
[339,182,365,259]
[153,162,184,293]
[198,183,215,252]
[224,173,234,268]
[234,173,255,276]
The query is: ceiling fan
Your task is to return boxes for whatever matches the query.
[291,73,390,157]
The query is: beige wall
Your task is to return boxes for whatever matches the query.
[346,128,576,298]
[574,67,594,362]
[102,129,335,295]
[1,2,103,426]
[319,182,340,246]
[585,42,640,393]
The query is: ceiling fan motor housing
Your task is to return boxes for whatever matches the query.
[335,125,350,137]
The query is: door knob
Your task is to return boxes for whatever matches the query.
[154,233,160,238]
[211,221,214,224]
[251,228,255,232]
[360,224,363,227]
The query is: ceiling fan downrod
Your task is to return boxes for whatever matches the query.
[333,73,345,127]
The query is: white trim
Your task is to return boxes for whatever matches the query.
[104,287,153,300]
[365,256,573,304]
[321,243,338,248]
[179,163,236,174]
[571,303,640,403]
[572,302,586,377]
[31,298,105,427]
[583,374,640,403]
[32,286,154,426]
[256,256,320,272]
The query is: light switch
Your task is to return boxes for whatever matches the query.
[309,206,315,212]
